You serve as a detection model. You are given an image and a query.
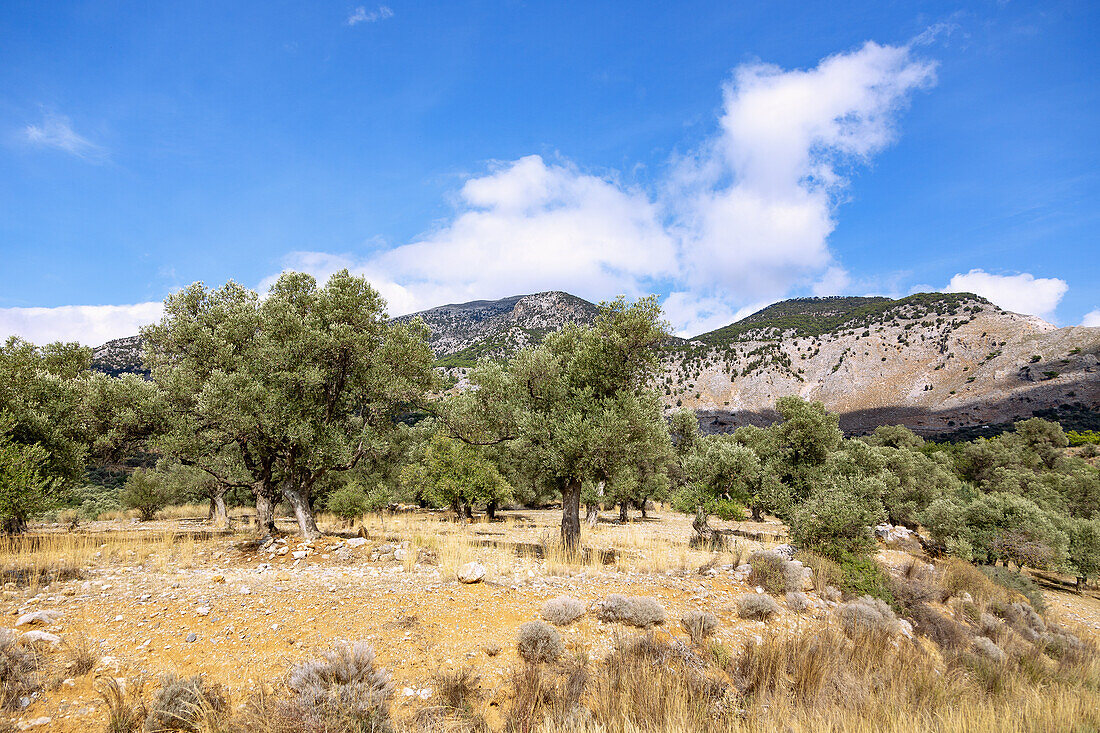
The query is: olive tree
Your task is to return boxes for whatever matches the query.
[143,270,437,538]
[677,436,761,545]
[400,433,512,519]
[0,338,98,532]
[445,296,669,552]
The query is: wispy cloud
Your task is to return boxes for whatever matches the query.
[1082,309,1100,328]
[22,113,106,161]
[346,5,393,26]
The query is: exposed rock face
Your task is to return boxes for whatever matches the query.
[394,291,600,364]
[662,295,1100,435]
[91,335,147,378]
[90,291,1100,435]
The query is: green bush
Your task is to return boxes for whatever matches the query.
[789,474,886,560]
[325,481,370,521]
[836,553,895,606]
[120,468,170,521]
[979,566,1045,613]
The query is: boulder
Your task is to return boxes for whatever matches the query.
[457,561,486,584]
[14,610,60,628]
[20,631,60,648]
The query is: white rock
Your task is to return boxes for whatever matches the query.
[457,562,486,584]
[20,631,60,647]
[239,586,252,595]
[346,537,368,548]
[394,547,407,560]
[292,551,308,560]
[196,607,211,616]
[16,717,51,730]
[14,610,60,628]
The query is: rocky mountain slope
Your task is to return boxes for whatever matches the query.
[394,290,600,366]
[662,294,1100,434]
[90,291,1100,436]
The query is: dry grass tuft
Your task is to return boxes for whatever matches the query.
[680,611,719,645]
[144,673,228,732]
[0,629,43,711]
[96,675,146,733]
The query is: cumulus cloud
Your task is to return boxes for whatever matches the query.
[346,5,393,25]
[0,303,163,346]
[943,270,1068,320]
[23,113,105,161]
[1081,309,1100,328]
[269,155,677,315]
[668,42,935,311]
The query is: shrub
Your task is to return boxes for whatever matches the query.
[838,596,899,637]
[891,561,940,610]
[144,674,227,732]
[736,593,780,621]
[680,611,719,645]
[970,636,1005,664]
[325,481,370,522]
[286,641,393,732]
[746,550,809,595]
[0,629,41,711]
[516,621,562,664]
[789,475,887,560]
[595,595,666,628]
[785,591,809,613]
[541,596,585,626]
[980,566,1045,612]
[836,553,895,604]
[120,468,171,522]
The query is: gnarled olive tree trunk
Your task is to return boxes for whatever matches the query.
[282,483,321,540]
[561,478,582,553]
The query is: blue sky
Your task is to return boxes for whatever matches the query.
[1,0,1098,343]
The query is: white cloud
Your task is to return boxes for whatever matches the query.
[346,5,393,25]
[0,303,163,346]
[668,41,935,312]
[1082,309,1100,327]
[943,270,1068,320]
[272,155,678,315]
[23,113,105,161]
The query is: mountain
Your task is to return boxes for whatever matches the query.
[665,293,1100,435]
[90,290,1100,437]
[91,335,148,378]
[395,290,601,367]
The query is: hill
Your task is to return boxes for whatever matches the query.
[395,290,601,367]
[90,290,1100,436]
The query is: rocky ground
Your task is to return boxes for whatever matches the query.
[3,508,1098,731]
